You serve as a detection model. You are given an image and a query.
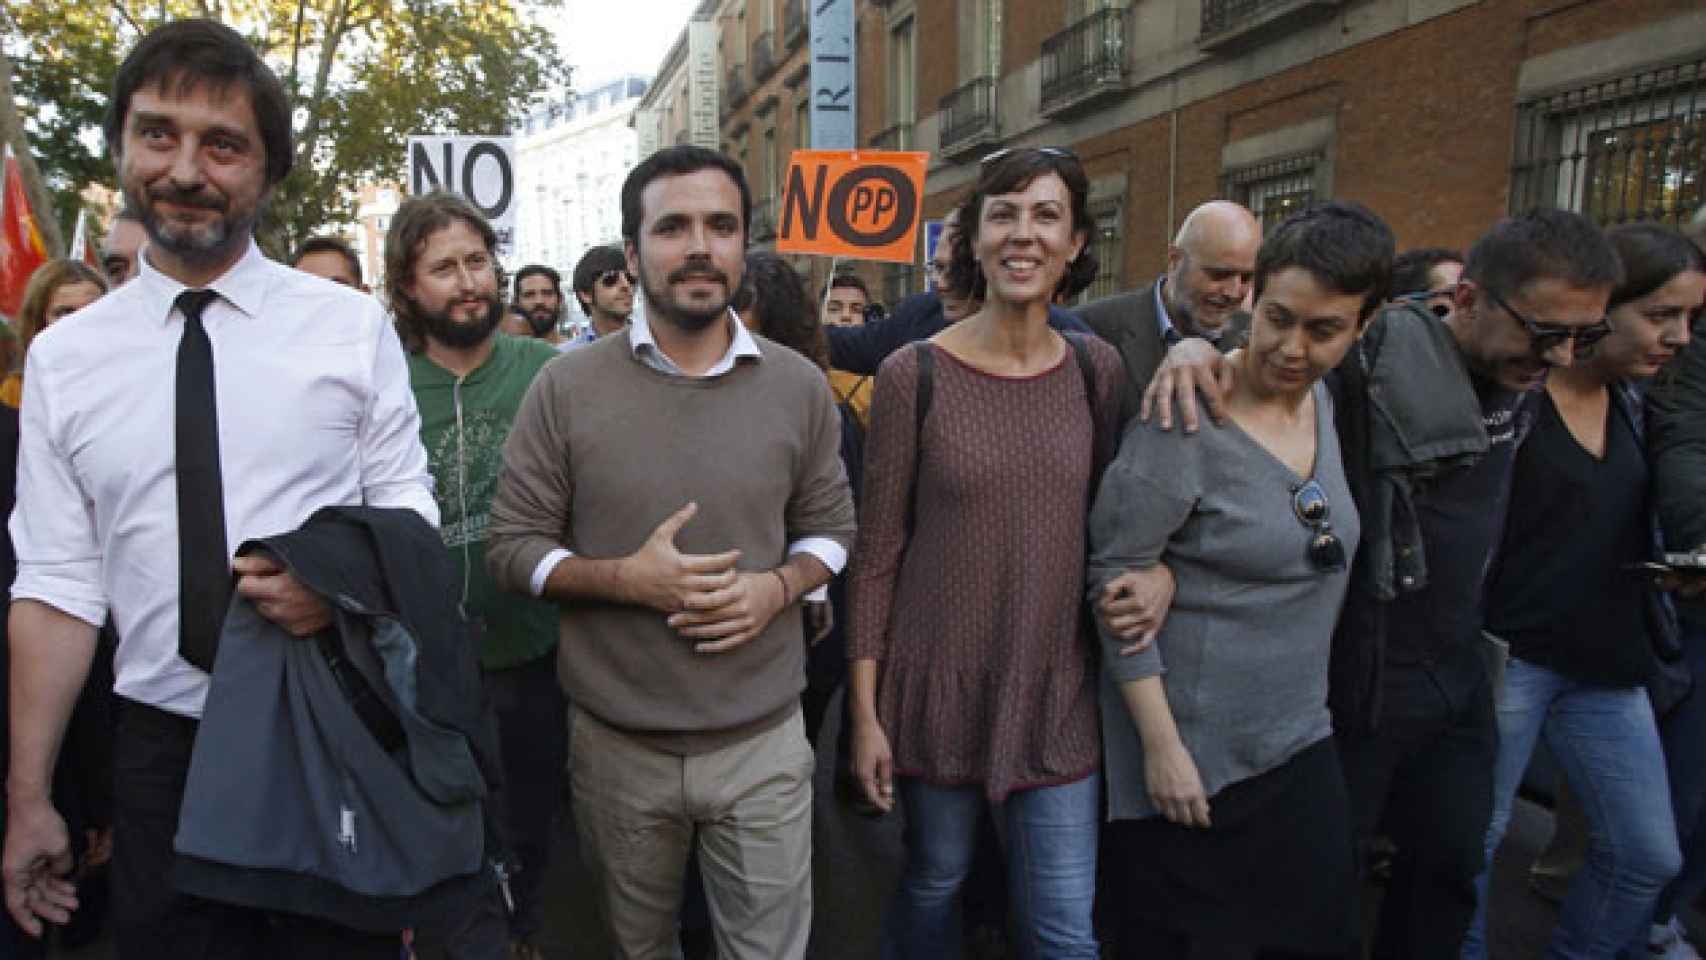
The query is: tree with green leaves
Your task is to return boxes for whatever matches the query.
[2,0,566,256]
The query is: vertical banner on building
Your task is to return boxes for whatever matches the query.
[688,20,721,150]
[809,0,856,149]
[406,135,518,255]
[634,107,660,161]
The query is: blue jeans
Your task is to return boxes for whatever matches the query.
[1652,622,1706,927]
[883,773,1100,960]
[1463,656,1680,960]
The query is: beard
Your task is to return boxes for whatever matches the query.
[640,262,732,332]
[413,293,504,350]
[524,303,560,337]
[130,182,260,269]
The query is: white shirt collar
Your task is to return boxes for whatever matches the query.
[627,307,761,378]
[135,238,272,326]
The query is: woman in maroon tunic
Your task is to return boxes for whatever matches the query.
[846,148,1123,959]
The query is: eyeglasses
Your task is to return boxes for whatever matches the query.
[1397,287,1457,320]
[598,269,636,287]
[1293,479,1347,572]
[1485,288,1612,354]
[979,146,1080,167]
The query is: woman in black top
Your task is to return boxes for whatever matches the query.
[1464,224,1705,958]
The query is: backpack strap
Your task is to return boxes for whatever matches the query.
[1065,331,1096,414]
[1063,332,1110,498]
[907,342,935,534]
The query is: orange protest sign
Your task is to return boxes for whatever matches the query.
[777,150,929,263]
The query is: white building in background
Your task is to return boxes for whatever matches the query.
[514,75,650,275]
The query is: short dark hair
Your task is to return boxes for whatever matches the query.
[1464,209,1623,301]
[1390,247,1463,297]
[514,263,562,299]
[1605,223,1706,311]
[620,145,750,251]
[732,252,829,371]
[946,148,1096,303]
[571,246,627,300]
[1253,201,1396,322]
[824,273,870,302]
[384,191,498,353]
[105,19,294,188]
[290,235,363,284]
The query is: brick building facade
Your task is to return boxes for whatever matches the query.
[843,0,1703,309]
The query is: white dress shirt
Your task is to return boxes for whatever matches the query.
[9,241,438,718]
[528,308,844,599]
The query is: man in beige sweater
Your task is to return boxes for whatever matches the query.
[486,145,855,960]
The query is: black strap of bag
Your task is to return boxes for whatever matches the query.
[906,333,1102,531]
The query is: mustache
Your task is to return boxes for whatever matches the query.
[147,186,225,211]
[667,264,728,286]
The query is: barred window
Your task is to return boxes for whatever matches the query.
[1221,153,1321,235]
[1074,208,1123,305]
[1511,57,1704,227]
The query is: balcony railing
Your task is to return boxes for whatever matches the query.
[783,0,806,50]
[1041,8,1127,116]
[870,122,914,152]
[1200,0,1342,52]
[752,31,778,82]
[939,77,999,157]
[722,63,749,119]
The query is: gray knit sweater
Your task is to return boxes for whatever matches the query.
[1087,381,1359,820]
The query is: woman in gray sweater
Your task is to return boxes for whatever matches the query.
[1087,202,1392,959]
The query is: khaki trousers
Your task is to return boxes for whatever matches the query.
[568,705,814,960]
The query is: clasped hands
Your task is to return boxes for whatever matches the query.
[622,502,789,653]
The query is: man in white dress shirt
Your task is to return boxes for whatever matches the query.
[1,20,436,958]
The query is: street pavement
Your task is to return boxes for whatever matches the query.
[57,694,1701,958]
[528,693,1685,959]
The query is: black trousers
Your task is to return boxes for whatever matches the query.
[111,698,401,960]
[1338,648,1497,960]
[484,651,568,944]
[1109,738,1357,960]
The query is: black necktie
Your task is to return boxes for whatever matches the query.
[175,289,228,672]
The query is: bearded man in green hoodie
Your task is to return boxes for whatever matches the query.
[385,191,563,960]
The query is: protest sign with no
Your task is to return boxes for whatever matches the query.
[406,136,518,255]
[777,150,929,264]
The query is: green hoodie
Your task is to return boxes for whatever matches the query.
[408,333,562,670]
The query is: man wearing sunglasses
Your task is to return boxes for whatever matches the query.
[1390,247,1463,321]
[1144,209,1623,957]
[569,245,636,346]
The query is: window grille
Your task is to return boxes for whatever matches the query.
[1510,57,1705,227]
[1221,152,1321,235]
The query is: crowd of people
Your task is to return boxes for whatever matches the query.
[1,15,1706,960]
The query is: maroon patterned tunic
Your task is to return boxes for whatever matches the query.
[847,339,1124,802]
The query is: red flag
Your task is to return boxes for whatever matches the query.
[0,151,50,318]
